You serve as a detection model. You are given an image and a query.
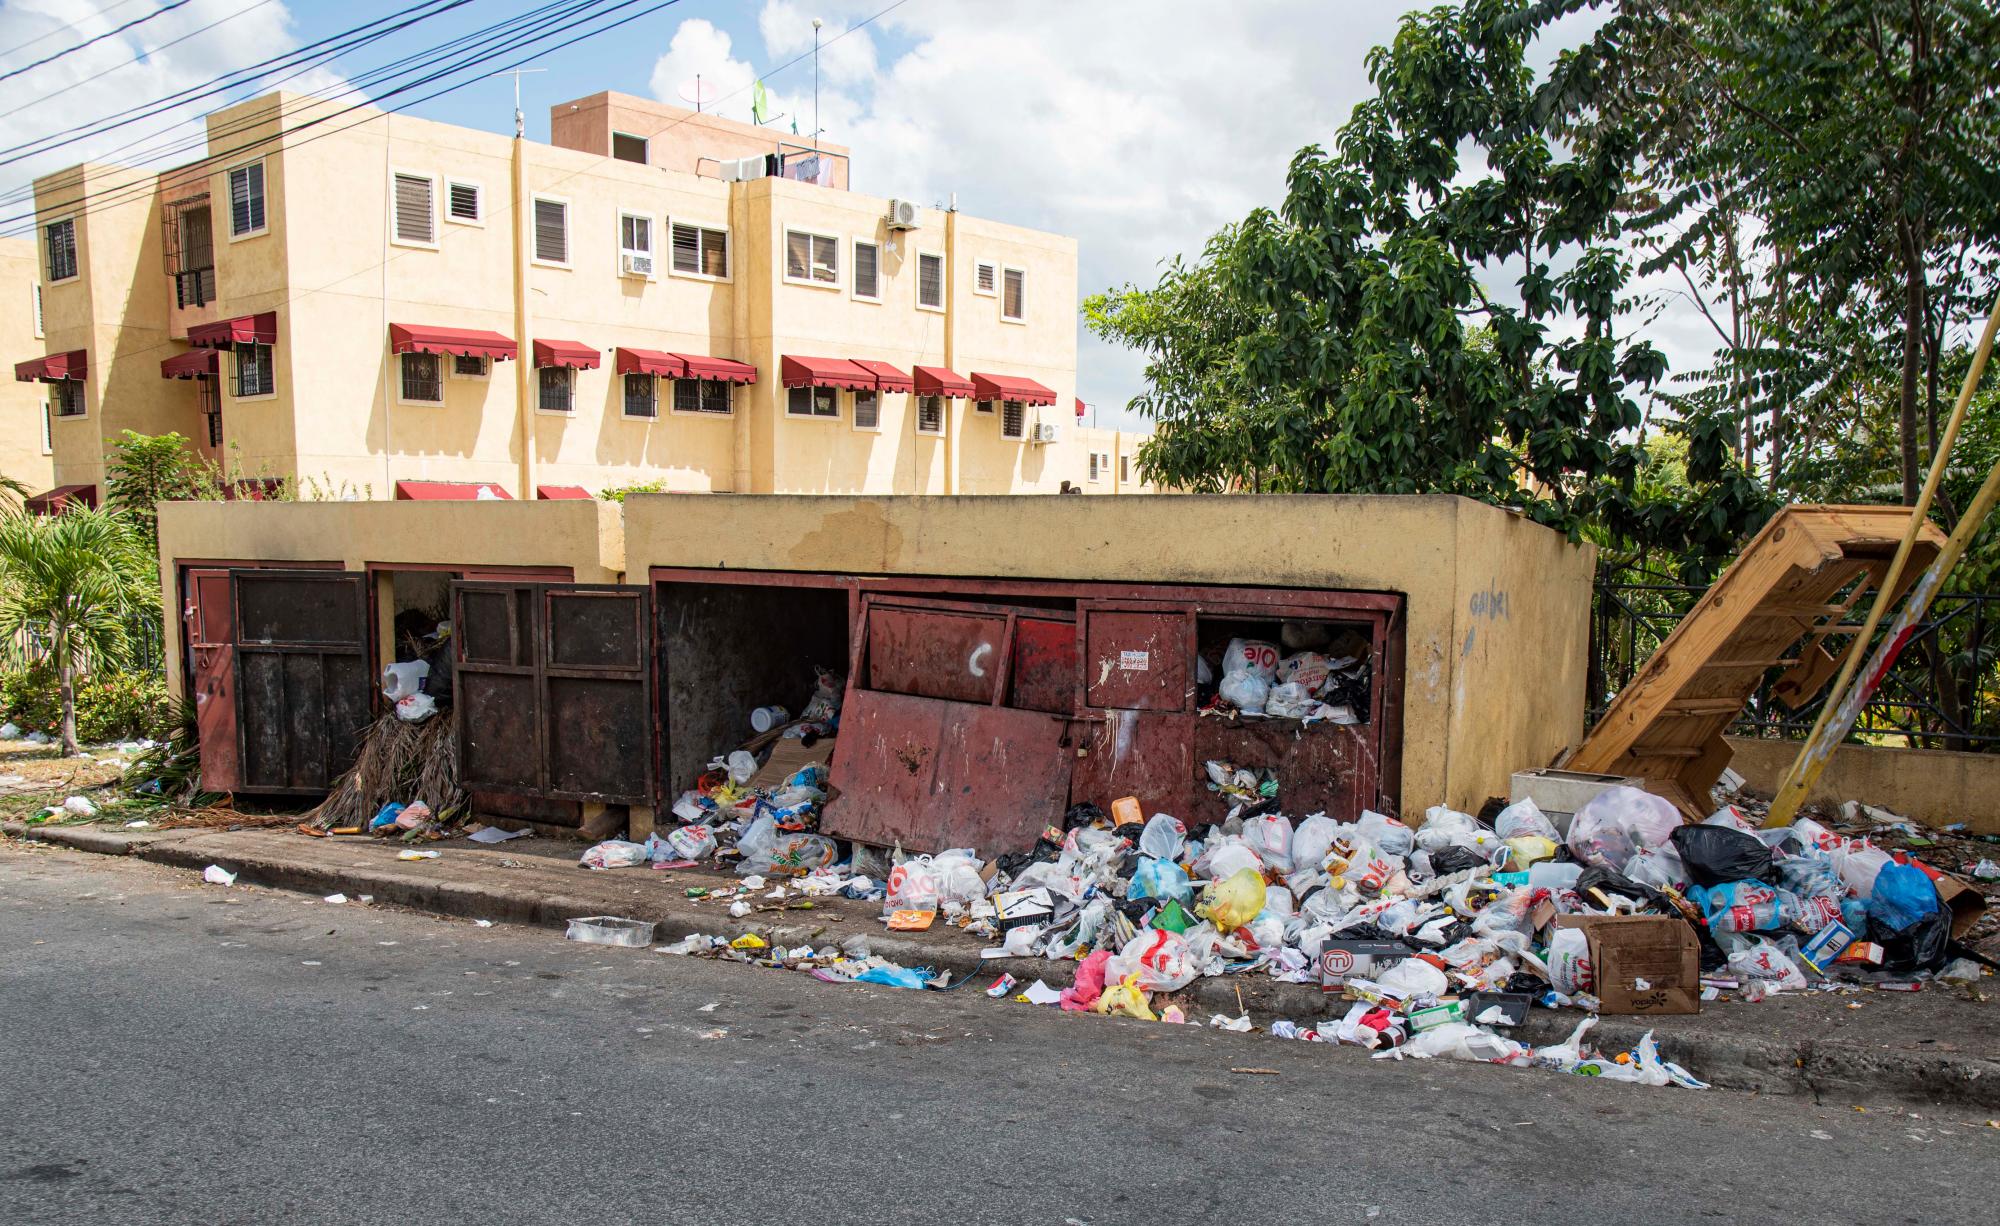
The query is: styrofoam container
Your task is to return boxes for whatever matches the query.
[1510,768,1645,837]
[564,916,657,947]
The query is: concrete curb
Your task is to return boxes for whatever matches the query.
[11,820,1998,1107]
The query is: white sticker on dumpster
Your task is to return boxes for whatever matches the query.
[1119,650,1150,671]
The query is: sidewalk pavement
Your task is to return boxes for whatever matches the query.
[9,818,1999,1109]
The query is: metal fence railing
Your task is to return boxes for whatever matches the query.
[3,615,164,675]
[1590,577,2000,752]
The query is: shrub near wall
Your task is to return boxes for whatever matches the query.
[1,667,169,744]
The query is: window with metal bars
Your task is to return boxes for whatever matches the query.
[1002,267,1026,321]
[975,399,995,414]
[392,173,435,245]
[538,365,573,413]
[52,380,82,418]
[44,218,76,282]
[916,395,944,435]
[399,352,441,403]
[233,343,274,398]
[671,222,728,277]
[1001,400,1026,440]
[784,230,838,284]
[533,198,568,264]
[917,252,944,309]
[228,162,265,237]
[787,385,838,418]
[853,240,880,300]
[447,181,481,223]
[164,200,215,306]
[674,379,731,415]
[1120,455,1131,484]
[452,354,488,378]
[624,373,656,418]
[853,389,880,430]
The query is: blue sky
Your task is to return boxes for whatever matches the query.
[0,1,1725,433]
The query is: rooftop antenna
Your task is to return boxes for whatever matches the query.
[677,75,719,113]
[490,67,546,138]
[811,17,823,148]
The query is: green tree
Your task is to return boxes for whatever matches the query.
[103,430,225,546]
[0,507,159,755]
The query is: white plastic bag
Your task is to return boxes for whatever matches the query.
[1493,797,1557,841]
[1222,638,1280,681]
[1242,813,1295,873]
[1108,927,1199,992]
[1196,839,1264,883]
[1292,813,1340,873]
[580,839,648,870]
[1264,681,1315,718]
[1138,813,1187,862]
[1624,844,1690,891]
[1402,1022,1522,1063]
[380,660,430,701]
[1565,786,1681,871]
[931,851,989,907]
[1218,671,1269,713]
[1415,806,1481,854]
[885,858,943,912]
[1358,809,1416,858]
[1276,651,1332,692]
[1727,937,1808,990]
[1547,925,1592,995]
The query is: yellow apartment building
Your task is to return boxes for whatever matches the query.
[0,237,55,498]
[15,90,1155,506]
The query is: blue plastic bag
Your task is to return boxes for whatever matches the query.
[1129,856,1193,905]
[853,964,932,990]
[1866,862,1942,933]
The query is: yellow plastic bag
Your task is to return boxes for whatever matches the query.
[1197,866,1268,932]
[1506,836,1558,869]
[1093,975,1157,1021]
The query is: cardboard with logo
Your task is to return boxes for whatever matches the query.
[1555,914,1702,1015]
[1317,940,1414,993]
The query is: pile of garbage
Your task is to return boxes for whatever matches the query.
[1202,633,1369,724]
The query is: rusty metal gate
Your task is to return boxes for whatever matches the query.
[230,569,373,794]
[452,582,654,808]
[822,595,1079,854]
[184,568,239,793]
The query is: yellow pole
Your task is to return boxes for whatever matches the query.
[1764,289,2000,826]
[511,110,536,500]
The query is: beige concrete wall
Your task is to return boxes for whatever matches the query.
[0,238,54,494]
[551,91,851,189]
[154,498,624,699]
[1725,736,2000,835]
[621,492,1592,814]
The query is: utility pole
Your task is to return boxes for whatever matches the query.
[811,17,822,149]
[493,68,545,498]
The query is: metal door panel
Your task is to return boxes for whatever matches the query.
[1009,616,1078,714]
[822,689,1072,854]
[1069,709,1199,820]
[865,606,1005,703]
[1190,718,1378,824]
[457,672,540,791]
[546,675,651,799]
[230,569,371,795]
[1083,609,1189,710]
[185,569,239,793]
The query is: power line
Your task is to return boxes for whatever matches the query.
[0,0,147,62]
[0,0,282,125]
[0,0,195,85]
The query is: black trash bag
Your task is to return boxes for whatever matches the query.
[1670,823,1775,887]
[1575,866,1670,912]
[1695,923,1729,973]
[1063,802,1106,830]
[1870,908,1951,975]
[1428,845,1489,877]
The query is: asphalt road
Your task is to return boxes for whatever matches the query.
[2,845,1992,1226]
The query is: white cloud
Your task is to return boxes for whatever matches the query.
[0,0,331,226]
[646,17,757,112]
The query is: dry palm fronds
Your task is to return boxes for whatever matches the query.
[304,708,466,831]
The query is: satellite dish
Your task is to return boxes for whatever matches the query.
[677,76,719,112]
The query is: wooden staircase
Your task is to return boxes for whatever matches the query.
[1567,505,1947,817]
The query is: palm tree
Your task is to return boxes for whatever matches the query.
[0,507,158,755]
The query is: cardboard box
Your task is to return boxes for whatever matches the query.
[1317,940,1413,993]
[1556,915,1702,1015]
[748,735,835,790]
[1931,871,1988,941]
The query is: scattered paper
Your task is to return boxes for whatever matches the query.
[473,919,494,928]
[468,825,529,845]
[203,865,237,886]
[1209,1013,1253,1032]
[698,1002,719,1013]
[886,909,936,931]
[397,849,441,861]
[741,875,766,890]
[1021,980,1063,1006]
[123,820,150,829]
[323,893,347,904]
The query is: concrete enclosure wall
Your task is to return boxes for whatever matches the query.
[1725,736,2000,835]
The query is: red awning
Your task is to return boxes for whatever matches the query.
[913,365,974,399]
[852,359,914,394]
[971,372,1058,406]
[532,339,600,369]
[24,484,96,514]
[1075,397,1087,419]
[393,480,514,501]
[536,484,592,500]
[389,324,517,362]
[14,350,87,383]
[616,347,684,377]
[187,312,276,349]
[781,355,875,391]
[160,349,218,380]
[677,353,758,384]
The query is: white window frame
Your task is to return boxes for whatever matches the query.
[449,353,490,381]
[396,352,444,405]
[536,365,575,415]
[610,131,650,164]
[31,282,44,336]
[445,179,484,226]
[531,195,571,268]
[622,372,658,420]
[670,378,734,418]
[389,169,439,249]
[1120,455,1132,484]
[850,237,883,304]
[1087,452,1102,483]
[783,227,840,288]
[1001,265,1027,323]
[618,210,656,279]
[39,401,52,454]
[226,159,267,241]
[851,388,882,432]
[973,259,997,297]
[42,216,77,284]
[914,394,946,437]
[1000,399,1028,441]
[786,384,840,420]
[668,219,731,282]
[915,250,945,312]
[232,343,276,402]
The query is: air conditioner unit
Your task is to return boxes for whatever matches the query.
[621,252,654,278]
[1031,422,1060,445]
[886,198,921,230]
